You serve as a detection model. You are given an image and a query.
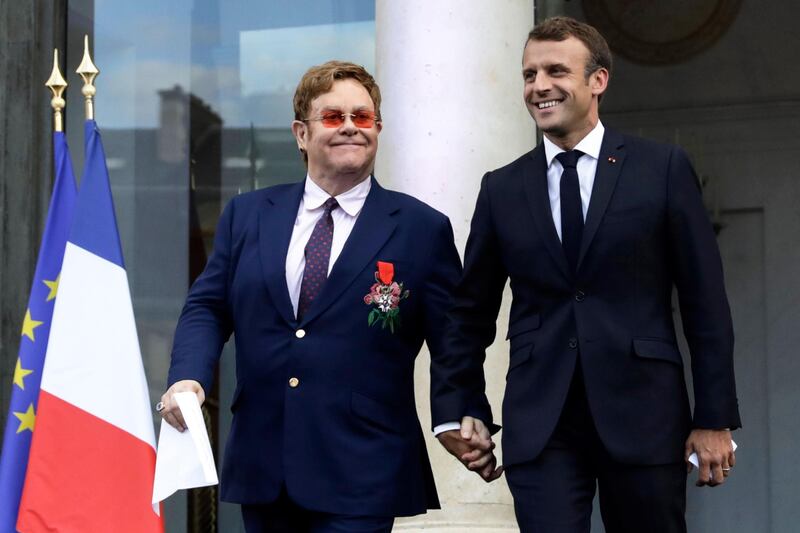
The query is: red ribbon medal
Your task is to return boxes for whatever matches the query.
[365,261,409,333]
[377,261,394,285]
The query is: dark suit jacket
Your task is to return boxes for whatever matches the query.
[168,177,461,517]
[432,129,741,467]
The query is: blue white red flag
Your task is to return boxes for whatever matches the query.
[17,120,163,532]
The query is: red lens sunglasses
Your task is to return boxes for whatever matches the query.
[303,110,380,129]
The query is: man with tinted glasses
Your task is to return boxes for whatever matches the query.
[158,61,493,532]
[432,17,740,533]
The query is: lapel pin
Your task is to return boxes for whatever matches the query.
[607,156,617,164]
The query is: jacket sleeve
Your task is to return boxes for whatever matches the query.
[167,199,236,395]
[666,146,741,429]
[430,173,507,433]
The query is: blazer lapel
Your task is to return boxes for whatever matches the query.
[258,182,304,326]
[577,129,626,269]
[299,177,398,325]
[523,145,572,282]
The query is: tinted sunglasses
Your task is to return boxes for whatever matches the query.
[303,110,380,129]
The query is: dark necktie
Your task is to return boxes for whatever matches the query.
[556,150,584,274]
[297,197,338,320]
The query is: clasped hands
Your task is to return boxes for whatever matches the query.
[438,423,736,486]
[436,416,503,482]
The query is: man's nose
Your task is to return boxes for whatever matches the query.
[533,75,552,94]
[339,114,358,134]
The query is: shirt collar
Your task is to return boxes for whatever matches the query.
[303,175,372,217]
[543,120,605,168]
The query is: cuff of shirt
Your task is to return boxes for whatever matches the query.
[433,421,461,436]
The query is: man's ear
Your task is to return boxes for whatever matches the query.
[590,67,609,98]
[291,120,308,152]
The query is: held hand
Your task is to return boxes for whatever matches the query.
[158,379,205,432]
[461,417,504,482]
[467,450,504,483]
[685,429,736,487]
[436,416,503,482]
[437,416,493,460]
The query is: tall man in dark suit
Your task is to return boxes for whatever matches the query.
[157,61,489,532]
[433,17,741,532]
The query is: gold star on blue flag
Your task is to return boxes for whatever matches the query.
[0,131,76,528]
[13,405,36,434]
[13,359,33,390]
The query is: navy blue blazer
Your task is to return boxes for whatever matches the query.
[168,177,461,516]
[432,129,741,467]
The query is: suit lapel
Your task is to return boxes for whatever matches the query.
[258,182,304,326]
[299,177,398,326]
[523,145,572,282]
[577,129,626,269]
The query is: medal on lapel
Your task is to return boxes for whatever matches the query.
[363,261,409,333]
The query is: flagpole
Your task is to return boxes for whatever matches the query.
[17,37,164,531]
[45,49,67,132]
[76,35,99,121]
[0,47,78,533]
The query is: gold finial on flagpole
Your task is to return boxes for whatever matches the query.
[76,35,99,120]
[45,49,68,132]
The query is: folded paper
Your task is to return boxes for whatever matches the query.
[152,392,218,504]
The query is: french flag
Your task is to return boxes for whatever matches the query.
[17,121,163,532]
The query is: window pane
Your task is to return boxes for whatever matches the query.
[68,1,375,531]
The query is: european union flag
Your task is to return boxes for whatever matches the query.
[15,120,162,532]
[0,131,77,532]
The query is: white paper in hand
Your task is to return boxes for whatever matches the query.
[688,440,738,472]
[152,392,219,504]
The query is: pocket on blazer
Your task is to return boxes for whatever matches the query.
[632,338,683,366]
[505,314,541,340]
[506,346,533,378]
[350,390,407,433]
[366,259,414,280]
[603,205,652,222]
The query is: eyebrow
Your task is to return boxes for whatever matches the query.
[523,61,572,73]
[319,105,372,112]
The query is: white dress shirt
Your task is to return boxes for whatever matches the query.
[285,175,371,318]
[544,121,605,240]
[432,122,605,436]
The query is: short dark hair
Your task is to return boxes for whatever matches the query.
[528,16,612,80]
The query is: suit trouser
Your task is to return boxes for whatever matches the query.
[505,360,687,533]
[241,486,394,533]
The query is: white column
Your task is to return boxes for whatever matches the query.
[375,1,535,530]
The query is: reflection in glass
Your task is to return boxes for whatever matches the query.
[68,1,375,530]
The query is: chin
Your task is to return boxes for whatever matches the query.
[331,161,368,175]
[538,122,567,137]
[532,111,557,128]
[334,154,365,166]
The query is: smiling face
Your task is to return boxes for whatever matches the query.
[291,78,381,184]
[522,36,608,149]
